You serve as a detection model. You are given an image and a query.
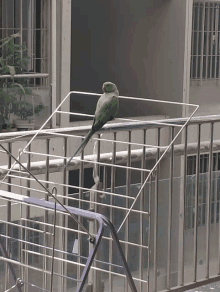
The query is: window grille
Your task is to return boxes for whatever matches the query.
[185,152,220,229]
[0,0,51,86]
[191,1,220,81]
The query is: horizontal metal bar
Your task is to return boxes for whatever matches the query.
[0,219,53,235]
[0,171,135,200]
[23,150,151,172]
[1,137,218,177]
[0,256,80,282]
[0,215,148,250]
[0,233,124,270]
[2,113,220,144]
[58,194,149,214]
[57,110,183,128]
[39,128,163,149]
[0,73,49,78]
[159,274,220,292]
[20,249,146,284]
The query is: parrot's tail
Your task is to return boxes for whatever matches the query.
[63,129,94,170]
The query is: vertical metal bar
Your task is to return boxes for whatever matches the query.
[201,155,204,226]
[33,0,36,88]
[148,174,152,292]
[139,129,146,292]
[167,127,175,289]
[218,3,220,84]
[62,137,68,291]
[206,123,214,279]
[50,188,57,292]
[195,2,201,81]
[5,142,11,291]
[109,132,117,292]
[40,0,43,85]
[210,4,215,78]
[124,131,131,292]
[43,138,50,291]
[77,141,84,289]
[153,128,160,292]
[218,154,220,274]
[24,144,31,292]
[214,152,218,228]
[51,0,57,128]
[94,133,101,291]
[205,2,210,80]
[200,2,205,85]
[13,0,14,35]
[20,0,22,59]
[2,0,5,40]
[193,124,201,282]
[191,2,196,80]
[27,0,33,71]
[214,4,219,81]
[179,125,188,286]
[47,0,51,84]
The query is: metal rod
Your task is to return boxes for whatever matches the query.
[210,4,215,78]
[109,132,117,292]
[193,124,201,282]
[148,175,152,292]
[125,131,131,292]
[167,127,175,289]
[77,138,84,287]
[179,125,188,286]
[62,137,68,291]
[205,3,210,80]
[214,5,219,81]
[6,142,11,291]
[206,123,214,278]
[195,1,200,81]
[153,128,161,292]
[50,187,57,292]
[0,73,49,78]
[200,2,205,85]
[191,2,196,79]
[139,129,146,292]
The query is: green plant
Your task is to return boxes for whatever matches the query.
[13,100,44,120]
[0,32,43,130]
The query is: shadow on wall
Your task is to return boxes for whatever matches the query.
[70,0,183,121]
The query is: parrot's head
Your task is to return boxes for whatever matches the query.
[102,82,119,95]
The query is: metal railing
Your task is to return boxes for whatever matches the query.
[1,114,220,291]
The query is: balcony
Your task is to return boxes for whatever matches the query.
[0,114,220,292]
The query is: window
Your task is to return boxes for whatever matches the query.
[185,152,220,229]
[0,0,51,86]
[191,1,220,80]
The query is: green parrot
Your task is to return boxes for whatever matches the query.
[64,82,119,169]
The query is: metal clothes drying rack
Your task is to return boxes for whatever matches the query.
[0,90,199,292]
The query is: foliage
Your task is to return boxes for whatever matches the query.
[0,32,43,128]
[12,100,44,120]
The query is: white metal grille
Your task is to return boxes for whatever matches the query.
[191,1,220,82]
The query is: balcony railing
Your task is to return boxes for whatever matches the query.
[0,114,220,292]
